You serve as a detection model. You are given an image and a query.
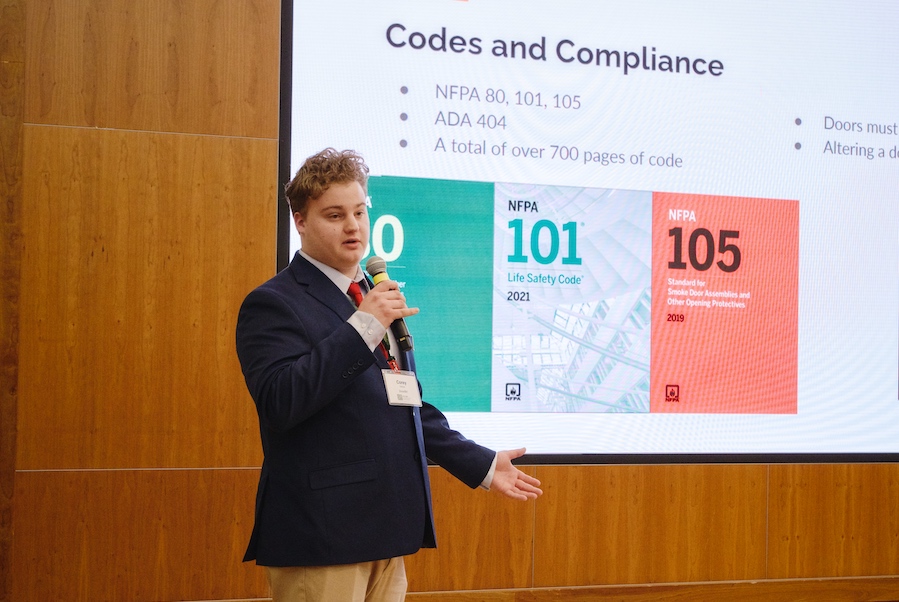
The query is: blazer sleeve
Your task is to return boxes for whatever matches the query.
[236,285,377,432]
[419,400,495,489]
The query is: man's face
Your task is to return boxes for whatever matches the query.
[294,180,369,278]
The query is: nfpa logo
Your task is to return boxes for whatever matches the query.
[665,385,680,403]
[505,383,521,401]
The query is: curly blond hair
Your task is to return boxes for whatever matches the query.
[285,148,369,215]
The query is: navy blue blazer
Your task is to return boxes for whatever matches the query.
[236,253,495,566]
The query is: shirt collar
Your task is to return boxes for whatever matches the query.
[299,250,365,293]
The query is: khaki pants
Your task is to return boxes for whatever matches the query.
[266,557,407,602]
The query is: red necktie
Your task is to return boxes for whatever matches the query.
[347,281,365,308]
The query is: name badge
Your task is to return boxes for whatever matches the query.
[382,369,422,407]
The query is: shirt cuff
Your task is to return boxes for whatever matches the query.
[479,453,498,490]
[348,310,388,352]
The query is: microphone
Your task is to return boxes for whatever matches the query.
[365,255,414,352]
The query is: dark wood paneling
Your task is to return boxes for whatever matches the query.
[533,464,768,586]
[769,463,899,579]
[407,466,538,592]
[11,469,269,601]
[0,2,24,601]
[24,0,280,138]
[18,126,275,470]
[0,0,24,62]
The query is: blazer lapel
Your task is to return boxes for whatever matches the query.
[290,253,393,369]
[289,253,356,322]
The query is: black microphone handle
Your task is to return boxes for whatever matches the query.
[391,318,414,352]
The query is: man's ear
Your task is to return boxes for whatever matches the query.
[293,211,305,235]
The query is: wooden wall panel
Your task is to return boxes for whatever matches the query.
[0,1,24,600]
[24,0,280,138]
[406,466,538,592]
[769,463,899,579]
[532,465,768,587]
[10,468,269,602]
[18,126,276,470]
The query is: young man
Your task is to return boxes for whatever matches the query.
[236,148,542,601]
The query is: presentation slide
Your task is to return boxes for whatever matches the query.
[284,0,899,457]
